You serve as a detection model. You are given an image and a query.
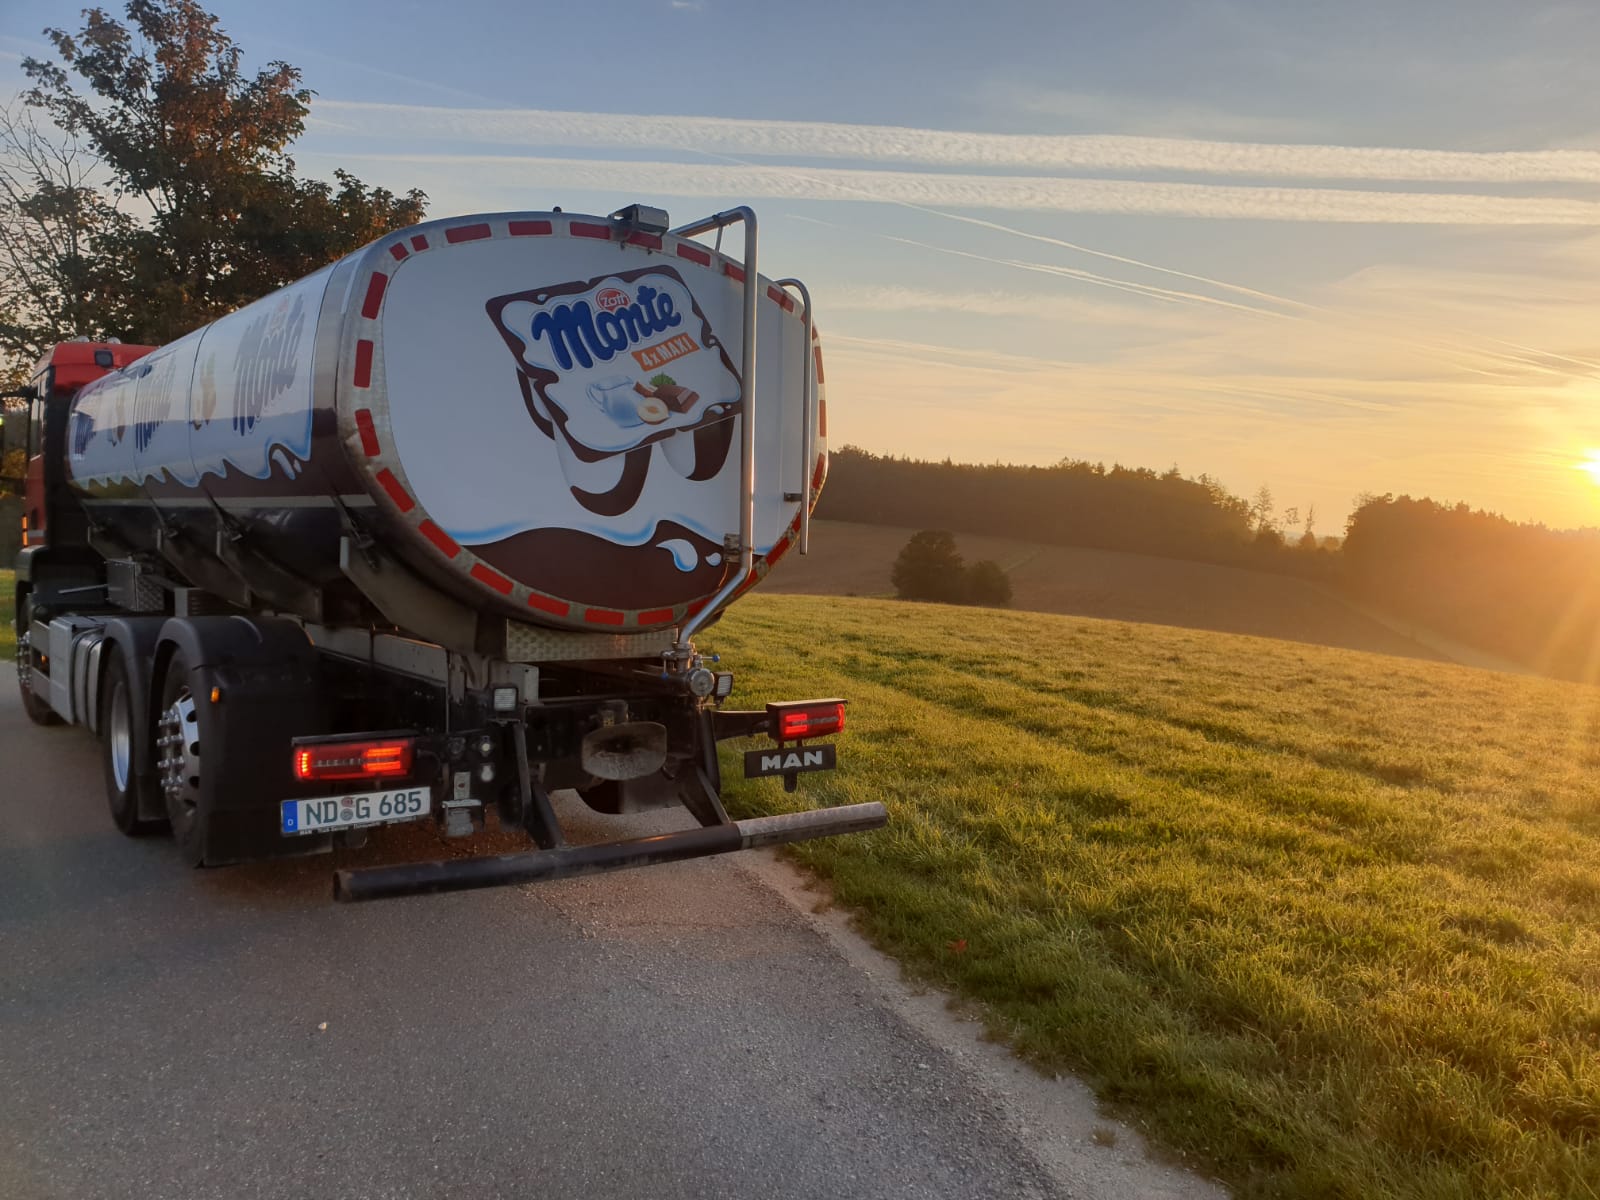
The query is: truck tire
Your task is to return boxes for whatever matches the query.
[156,648,215,865]
[152,617,326,866]
[15,596,62,727]
[101,650,168,836]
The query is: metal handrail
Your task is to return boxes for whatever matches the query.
[672,207,757,650]
[774,278,813,555]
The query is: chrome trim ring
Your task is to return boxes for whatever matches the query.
[108,676,132,793]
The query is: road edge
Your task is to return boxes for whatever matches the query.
[732,847,1231,1200]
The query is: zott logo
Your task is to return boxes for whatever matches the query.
[595,287,629,312]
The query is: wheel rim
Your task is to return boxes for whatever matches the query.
[158,688,202,820]
[16,628,34,701]
[108,678,132,793]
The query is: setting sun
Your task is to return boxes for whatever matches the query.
[1577,451,1600,487]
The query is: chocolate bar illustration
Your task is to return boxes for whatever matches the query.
[654,384,699,413]
[633,380,700,413]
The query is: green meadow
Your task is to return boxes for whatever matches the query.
[1,569,14,657]
[711,594,1600,1199]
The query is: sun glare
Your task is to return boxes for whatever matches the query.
[1578,451,1600,488]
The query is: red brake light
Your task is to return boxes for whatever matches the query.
[769,700,846,742]
[293,738,414,781]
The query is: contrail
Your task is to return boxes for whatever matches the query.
[891,206,1597,381]
[805,218,1295,320]
[662,140,1593,382]
[782,187,1583,384]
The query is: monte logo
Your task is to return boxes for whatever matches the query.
[525,282,683,372]
[484,265,744,519]
[743,743,838,779]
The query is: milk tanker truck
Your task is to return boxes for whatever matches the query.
[9,203,886,901]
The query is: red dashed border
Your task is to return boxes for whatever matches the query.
[418,520,460,558]
[374,467,414,513]
[360,273,388,320]
[471,563,514,595]
[352,340,374,388]
[354,408,379,456]
[349,214,821,632]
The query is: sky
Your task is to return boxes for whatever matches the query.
[5,0,1600,534]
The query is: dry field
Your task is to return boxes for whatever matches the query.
[768,521,1447,664]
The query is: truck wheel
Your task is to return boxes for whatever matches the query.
[101,651,168,836]
[156,649,213,865]
[15,596,62,727]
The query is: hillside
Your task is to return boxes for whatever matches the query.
[766,520,1447,663]
[712,595,1600,1200]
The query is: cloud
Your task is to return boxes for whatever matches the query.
[315,99,1600,184]
[974,82,1328,142]
[323,150,1600,226]
[823,283,1199,330]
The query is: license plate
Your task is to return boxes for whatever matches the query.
[744,743,837,779]
[280,787,431,836]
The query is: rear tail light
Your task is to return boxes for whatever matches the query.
[767,699,846,742]
[293,737,415,781]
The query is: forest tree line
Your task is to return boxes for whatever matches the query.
[819,448,1600,681]
[815,447,1335,579]
[1342,496,1600,681]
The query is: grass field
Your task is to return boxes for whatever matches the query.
[1,568,13,657]
[710,594,1600,1199]
[767,520,1449,665]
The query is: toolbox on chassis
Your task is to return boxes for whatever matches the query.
[8,203,885,900]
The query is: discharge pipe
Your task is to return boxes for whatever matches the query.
[671,207,757,651]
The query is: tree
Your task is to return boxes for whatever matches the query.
[4,0,425,364]
[1249,484,1275,534]
[891,530,966,603]
[964,559,1012,607]
[0,100,130,368]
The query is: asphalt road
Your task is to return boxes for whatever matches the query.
[0,665,1220,1200]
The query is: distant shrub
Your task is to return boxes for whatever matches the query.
[891,530,967,603]
[891,532,1012,607]
[965,559,1013,607]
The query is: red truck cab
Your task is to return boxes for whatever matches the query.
[19,340,155,547]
